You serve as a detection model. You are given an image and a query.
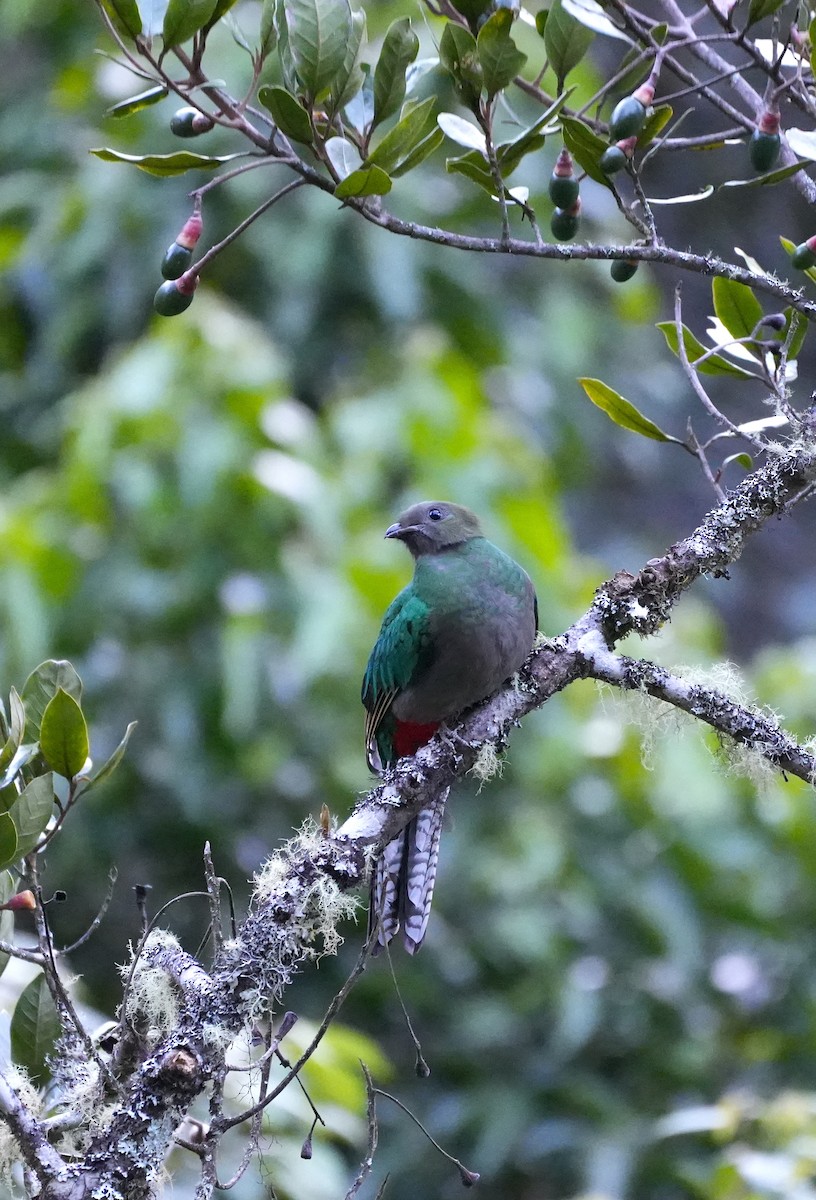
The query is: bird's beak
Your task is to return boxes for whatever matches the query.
[384,523,402,539]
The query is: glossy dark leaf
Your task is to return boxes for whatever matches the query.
[11,973,62,1087]
[90,148,245,175]
[258,85,314,143]
[367,97,437,173]
[163,0,220,46]
[578,377,678,442]
[283,0,352,100]
[372,19,420,130]
[107,86,169,119]
[12,775,55,860]
[0,814,18,873]
[100,0,143,38]
[40,689,90,780]
[77,722,137,799]
[21,661,82,742]
[712,277,763,342]
[656,322,757,378]
[476,9,527,98]
[544,0,594,85]
[560,115,609,186]
[335,165,392,198]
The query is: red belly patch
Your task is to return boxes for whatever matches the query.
[394,720,441,758]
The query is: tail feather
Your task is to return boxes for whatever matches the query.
[369,790,449,955]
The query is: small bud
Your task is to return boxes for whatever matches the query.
[632,81,656,107]
[0,890,36,912]
[459,1166,481,1187]
[300,1133,313,1159]
[760,312,786,331]
[415,1051,431,1077]
[176,212,204,251]
[170,107,214,138]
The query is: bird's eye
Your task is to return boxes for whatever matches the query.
[428,508,443,521]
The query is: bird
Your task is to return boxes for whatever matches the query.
[361,501,538,954]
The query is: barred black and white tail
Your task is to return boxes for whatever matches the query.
[369,790,449,954]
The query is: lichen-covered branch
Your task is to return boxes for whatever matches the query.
[24,436,816,1197]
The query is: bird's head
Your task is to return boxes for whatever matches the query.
[385,501,483,557]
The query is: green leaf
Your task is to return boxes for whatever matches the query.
[372,19,420,131]
[0,872,14,981]
[0,689,26,776]
[439,22,482,110]
[283,0,352,100]
[367,97,437,173]
[638,103,673,148]
[437,111,486,152]
[656,322,757,378]
[476,9,527,98]
[335,165,393,198]
[40,690,89,781]
[90,148,245,176]
[12,775,55,860]
[390,127,444,176]
[496,91,570,174]
[544,0,594,86]
[325,136,359,179]
[11,973,62,1087]
[22,661,82,742]
[720,161,809,189]
[747,0,785,24]
[77,722,137,799]
[258,86,314,143]
[208,0,238,22]
[330,8,366,112]
[446,150,495,193]
[163,0,219,46]
[274,0,298,91]
[0,814,18,873]
[578,377,678,442]
[535,9,548,35]
[723,452,754,471]
[107,85,169,119]
[560,115,609,186]
[100,0,143,38]
[138,0,170,36]
[712,277,763,342]
[259,0,278,55]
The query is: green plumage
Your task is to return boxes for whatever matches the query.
[362,501,538,952]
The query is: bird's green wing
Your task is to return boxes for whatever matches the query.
[362,586,432,768]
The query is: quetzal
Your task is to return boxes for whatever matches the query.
[362,501,538,953]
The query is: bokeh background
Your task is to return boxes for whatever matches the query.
[4,1,816,1196]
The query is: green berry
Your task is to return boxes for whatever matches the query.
[749,129,780,172]
[791,242,816,270]
[601,145,628,175]
[611,259,638,283]
[548,173,579,208]
[161,242,194,280]
[153,280,194,316]
[550,206,579,242]
[609,95,646,140]
[169,107,212,137]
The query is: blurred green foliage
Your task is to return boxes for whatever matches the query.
[3,2,816,1199]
